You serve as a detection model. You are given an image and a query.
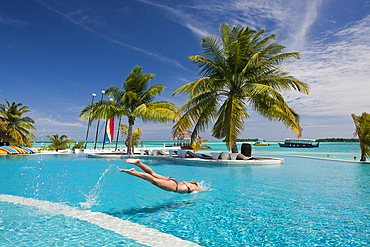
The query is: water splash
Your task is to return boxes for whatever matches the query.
[79,164,121,209]
[198,180,213,192]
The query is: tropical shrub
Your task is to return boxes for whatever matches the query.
[72,142,85,150]
[119,124,143,147]
[46,134,74,151]
[192,139,210,152]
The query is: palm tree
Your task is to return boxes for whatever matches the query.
[0,99,36,146]
[80,65,179,154]
[172,22,310,151]
[80,99,124,150]
[352,112,370,161]
[46,134,74,151]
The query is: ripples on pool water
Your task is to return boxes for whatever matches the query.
[0,153,369,246]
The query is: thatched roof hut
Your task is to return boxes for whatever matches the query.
[171,130,203,146]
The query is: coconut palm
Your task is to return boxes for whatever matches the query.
[46,134,74,151]
[106,66,179,154]
[80,65,179,154]
[172,22,310,151]
[0,99,36,146]
[80,99,124,148]
[352,112,370,161]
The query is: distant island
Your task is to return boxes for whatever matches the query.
[316,138,359,142]
[233,138,359,142]
[235,138,259,142]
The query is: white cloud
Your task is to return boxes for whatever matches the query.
[36,118,84,128]
[137,0,365,140]
[23,0,368,141]
[284,15,370,117]
[137,0,322,51]
[33,117,85,141]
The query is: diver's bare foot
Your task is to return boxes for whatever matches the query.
[120,168,136,174]
[126,159,141,165]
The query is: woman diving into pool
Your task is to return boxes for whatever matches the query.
[120,159,203,194]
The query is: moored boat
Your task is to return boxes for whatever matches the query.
[253,139,270,146]
[278,139,319,148]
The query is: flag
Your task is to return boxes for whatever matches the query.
[104,118,114,144]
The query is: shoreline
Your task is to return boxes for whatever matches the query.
[25,150,365,164]
[4,141,362,163]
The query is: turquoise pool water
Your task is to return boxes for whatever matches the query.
[1,152,369,246]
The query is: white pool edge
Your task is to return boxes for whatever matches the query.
[0,194,202,247]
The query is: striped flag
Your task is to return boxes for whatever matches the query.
[104,118,114,144]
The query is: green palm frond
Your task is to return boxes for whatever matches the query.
[119,124,129,136]
[80,100,125,121]
[173,92,219,139]
[137,101,180,123]
[141,84,165,103]
[105,86,123,104]
[46,134,73,151]
[212,96,248,149]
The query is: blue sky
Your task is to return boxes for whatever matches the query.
[1,0,369,143]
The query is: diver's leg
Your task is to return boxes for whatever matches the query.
[126,159,168,180]
[120,168,155,182]
[120,168,177,192]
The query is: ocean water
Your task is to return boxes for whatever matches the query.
[0,150,369,246]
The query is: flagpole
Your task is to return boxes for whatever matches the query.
[115,117,122,151]
[84,93,96,149]
[102,120,108,149]
[102,98,114,149]
[93,90,105,149]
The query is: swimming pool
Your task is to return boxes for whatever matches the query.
[1,154,369,246]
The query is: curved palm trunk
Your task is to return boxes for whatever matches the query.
[361,155,366,162]
[360,145,367,162]
[352,113,370,162]
[0,130,8,142]
[231,143,238,153]
[127,116,135,154]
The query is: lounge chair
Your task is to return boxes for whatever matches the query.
[156,150,167,156]
[199,153,213,159]
[248,157,276,160]
[210,152,221,159]
[229,153,238,160]
[186,151,213,159]
[220,152,230,160]
[236,153,250,160]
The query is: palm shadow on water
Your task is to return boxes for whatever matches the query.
[106,200,196,217]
